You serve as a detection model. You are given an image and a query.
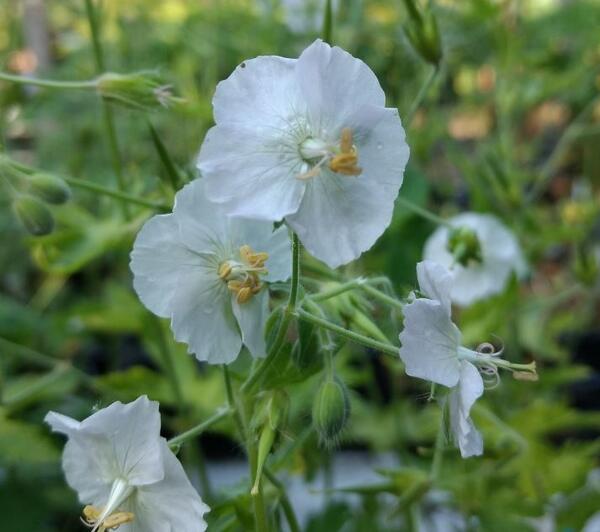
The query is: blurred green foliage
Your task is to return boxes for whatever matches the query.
[1,0,600,531]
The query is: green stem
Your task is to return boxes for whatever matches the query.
[153,317,185,407]
[430,413,445,481]
[0,336,99,391]
[223,365,246,441]
[405,65,439,125]
[2,364,71,407]
[296,309,400,358]
[0,71,96,90]
[396,195,450,227]
[84,0,129,220]
[264,468,301,532]
[241,233,301,393]
[167,407,231,448]
[310,279,363,302]
[64,176,169,210]
[322,0,333,43]
[288,233,301,311]
[527,96,600,202]
[361,283,405,311]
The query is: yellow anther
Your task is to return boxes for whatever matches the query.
[329,127,361,176]
[329,152,361,175]
[340,127,353,153]
[83,505,101,522]
[239,245,269,269]
[102,511,135,529]
[218,262,233,280]
[227,276,262,304]
[82,505,134,532]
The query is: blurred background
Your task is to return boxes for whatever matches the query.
[1,0,599,530]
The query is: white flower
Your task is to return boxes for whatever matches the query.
[45,396,209,532]
[197,39,409,268]
[399,261,537,457]
[398,260,484,458]
[130,179,291,364]
[423,212,527,307]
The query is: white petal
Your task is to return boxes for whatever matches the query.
[296,39,386,130]
[212,54,303,130]
[170,271,242,364]
[130,214,201,318]
[232,289,269,358]
[172,179,230,253]
[45,411,81,434]
[423,212,526,307]
[126,440,209,532]
[198,54,307,222]
[198,124,306,221]
[398,298,462,387]
[78,396,164,486]
[416,260,452,314]
[46,412,113,504]
[449,361,484,458]
[286,106,407,268]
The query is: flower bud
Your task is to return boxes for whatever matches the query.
[402,0,442,66]
[96,71,183,111]
[446,226,483,267]
[312,375,350,447]
[13,195,54,236]
[28,173,71,204]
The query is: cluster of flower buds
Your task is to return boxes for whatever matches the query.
[0,155,71,236]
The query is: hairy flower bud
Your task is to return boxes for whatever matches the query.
[28,173,71,204]
[312,375,350,447]
[402,0,442,66]
[446,226,483,267]
[96,71,183,111]
[13,195,54,236]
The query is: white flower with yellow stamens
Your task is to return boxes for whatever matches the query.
[423,212,527,307]
[45,396,209,532]
[130,179,291,364]
[197,39,409,268]
[399,261,536,458]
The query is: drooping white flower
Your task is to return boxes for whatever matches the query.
[423,212,527,307]
[197,39,409,268]
[398,261,536,458]
[130,179,291,364]
[45,396,209,532]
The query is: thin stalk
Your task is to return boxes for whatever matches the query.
[167,407,232,448]
[242,233,301,393]
[310,279,362,302]
[84,0,129,219]
[396,195,450,227]
[223,365,246,441]
[0,336,99,391]
[243,402,270,532]
[361,283,405,311]
[2,364,71,407]
[405,65,439,125]
[64,176,169,210]
[296,309,400,358]
[527,96,600,202]
[430,414,445,481]
[0,71,96,90]
[153,317,185,407]
[264,468,301,532]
